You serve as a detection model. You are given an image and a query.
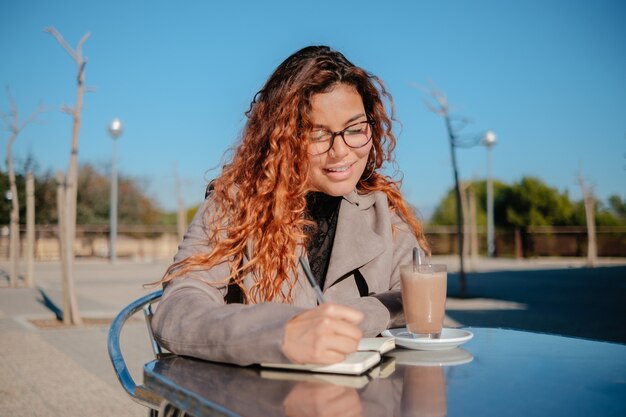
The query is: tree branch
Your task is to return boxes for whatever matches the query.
[5,86,20,134]
[576,171,594,199]
[1,88,44,141]
[20,103,45,131]
[424,98,445,116]
[61,105,75,116]
[76,31,91,59]
[0,111,8,128]
[44,27,78,61]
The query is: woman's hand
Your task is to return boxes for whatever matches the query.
[282,303,364,364]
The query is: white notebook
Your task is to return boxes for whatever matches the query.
[259,337,394,375]
[357,336,395,354]
[261,350,381,375]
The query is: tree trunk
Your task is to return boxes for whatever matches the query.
[177,206,187,244]
[56,172,71,325]
[173,165,187,243]
[469,187,479,261]
[577,174,597,267]
[25,172,35,287]
[2,89,42,287]
[64,67,85,324]
[460,182,470,262]
[175,178,186,243]
[584,195,597,266]
[56,172,82,325]
[7,135,20,287]
[514,228,523,259]
[46,27,89,325]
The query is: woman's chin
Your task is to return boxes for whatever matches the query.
[313,181,358,197]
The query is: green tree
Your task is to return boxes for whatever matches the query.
[429,180,507,226]
[1,162,162,226]
[0,163,58,225]
[76,164,111,224]
[571,195,626,227]
[74,163,161,225]
[607,195,626,224]
[0,170,21,223]
[498,176,575,228]
[161,203,200,227]
[116,174,161,226]
[429,176,625,229]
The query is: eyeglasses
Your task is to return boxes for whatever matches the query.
[307,120,375,156]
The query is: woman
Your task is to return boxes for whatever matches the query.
[151,45,428,366]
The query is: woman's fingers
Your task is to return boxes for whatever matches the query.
[316,303,364,325]
[282,303,364,364]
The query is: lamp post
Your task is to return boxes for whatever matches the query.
[482,130,497,257]
[108,118,123,263]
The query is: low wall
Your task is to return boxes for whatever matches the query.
[1,224,625,260]
[423,226,626,257]
[0,225,180,262]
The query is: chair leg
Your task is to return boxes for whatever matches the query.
[159,402,188,417]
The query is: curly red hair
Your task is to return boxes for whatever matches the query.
[161,46,428,302]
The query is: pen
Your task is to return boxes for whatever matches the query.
[299,256,326,304]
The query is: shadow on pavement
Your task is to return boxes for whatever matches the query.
[37,287,64,321]
[446,266,626,344]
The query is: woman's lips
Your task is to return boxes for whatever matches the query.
[323,161,355,179]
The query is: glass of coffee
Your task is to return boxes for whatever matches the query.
[400,264,447,338]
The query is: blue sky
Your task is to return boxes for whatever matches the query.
[1,0,625,217]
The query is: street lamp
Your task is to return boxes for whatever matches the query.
[482,130,497,257]
[108,118,123,263]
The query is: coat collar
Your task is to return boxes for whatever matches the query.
[342,189,375,208]
[322,190,385,290]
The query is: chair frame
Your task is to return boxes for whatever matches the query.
[107,289,167,411]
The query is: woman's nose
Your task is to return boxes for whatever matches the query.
[329,134,350,158]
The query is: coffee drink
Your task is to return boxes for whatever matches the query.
[400,264,447,337]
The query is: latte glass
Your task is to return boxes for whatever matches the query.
[400,264,447,338]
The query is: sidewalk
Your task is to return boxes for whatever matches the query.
[1,256,625,417]
[0,260,168,417]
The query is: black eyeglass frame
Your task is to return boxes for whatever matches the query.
[307,119,376,156]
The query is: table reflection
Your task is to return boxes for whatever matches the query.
[401,366,447,417]
[145,350,474,417]
[283,382,363,417]
[143,328,626,417]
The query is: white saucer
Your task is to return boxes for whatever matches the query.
[382,328,474,351]
[386,348,474,366]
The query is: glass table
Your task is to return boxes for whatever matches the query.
[143,327,626,417]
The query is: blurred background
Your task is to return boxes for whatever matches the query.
[1,0,625,261]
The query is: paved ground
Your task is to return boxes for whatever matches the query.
[446,265,626,344]
[0,260,165,417]
[0,256,625,417]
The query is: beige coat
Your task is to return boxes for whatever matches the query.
[151,190,418,366]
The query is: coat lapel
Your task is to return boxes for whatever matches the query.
[323,191,386,290]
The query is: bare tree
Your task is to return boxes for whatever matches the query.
[460,181,478,271]
[25,172,35,287]
[45,27,91,325]
[577,173,597,267]
[1,87,43,287]
[421,83,471,296]
[173,164,188,243]
[468,185,479,264]
[460,181,470,261]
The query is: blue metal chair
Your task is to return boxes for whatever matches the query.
[107,290,169,414]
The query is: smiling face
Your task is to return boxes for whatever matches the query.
[306,84,373,196]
